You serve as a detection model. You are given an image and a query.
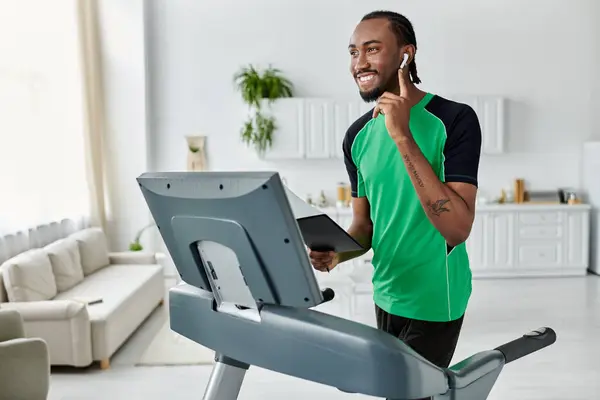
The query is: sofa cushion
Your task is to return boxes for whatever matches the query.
[53,263,161,319]
[44,238,85,292]
[2,249,58,302]
[69,228,110,276]
[53,263,164,359]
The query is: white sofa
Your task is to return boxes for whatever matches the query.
[0,219,164,369]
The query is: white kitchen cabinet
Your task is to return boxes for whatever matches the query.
[565,210,590,270]
[331,102,358,159]
[479,97,505,154]
[260,98,305,160]
[258,95,505,160]
[323,204,591,279]
[488,211,516,269]
[452,95,505,155]
[465,210,517,274]
[465,212,485,269]
[467,204,590,278]
[303,99,333,159]
[260,98,368,160]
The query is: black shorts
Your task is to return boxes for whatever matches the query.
[375,305,464,400]
[375,304,464,367]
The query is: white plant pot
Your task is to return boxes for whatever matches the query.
[186,135,207,171]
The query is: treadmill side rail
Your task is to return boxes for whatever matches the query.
[169,283,449,400]
[436,351,505,399]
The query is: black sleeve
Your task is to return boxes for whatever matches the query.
[342,131,360,197]
[443,105,482,187]
[342,111,372,197]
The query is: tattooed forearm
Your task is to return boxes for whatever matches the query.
[394,137,475,245]
[427,199,451,216]
[403,154,424,188]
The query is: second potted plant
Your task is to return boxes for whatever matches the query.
[233,64,294,155]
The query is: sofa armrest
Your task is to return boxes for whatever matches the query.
[0,309,25,341]
[109,251,157,265]
[0,338,50,399]
[0,300,87,321]
[1,300,92,367]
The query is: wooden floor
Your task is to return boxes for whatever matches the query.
[48,274,600,399]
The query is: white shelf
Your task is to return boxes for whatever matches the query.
[258,95,507,160]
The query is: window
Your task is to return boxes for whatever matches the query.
[0,0,90,234]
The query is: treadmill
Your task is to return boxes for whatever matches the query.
[137,171,556,400]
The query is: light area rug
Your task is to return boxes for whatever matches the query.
[136,320,215,366]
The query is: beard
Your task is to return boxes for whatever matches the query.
[359,86,384,103]
[357,71,395,103]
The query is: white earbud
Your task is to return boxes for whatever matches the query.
[399,53,409,70]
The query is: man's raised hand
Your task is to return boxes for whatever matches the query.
[372,67,412,143]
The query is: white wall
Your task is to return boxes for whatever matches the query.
[91,0,599,253]
[144,0,599,208]
[97,0,152,250]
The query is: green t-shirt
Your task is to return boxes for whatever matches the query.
[342,92,482,322]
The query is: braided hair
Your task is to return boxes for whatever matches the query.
[361,10,422,85]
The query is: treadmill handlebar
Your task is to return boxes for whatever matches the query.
[494,327,556,364]
[320,288,335,304]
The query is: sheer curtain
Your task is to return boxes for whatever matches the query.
[0,0,104,235]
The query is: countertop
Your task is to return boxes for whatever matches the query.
[318,202,591,214]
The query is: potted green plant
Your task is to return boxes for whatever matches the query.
[129,222,156,251]
[233,64,294,155]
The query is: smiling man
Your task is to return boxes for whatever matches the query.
[309,10,483,387]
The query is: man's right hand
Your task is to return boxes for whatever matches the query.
[309,249,339,272]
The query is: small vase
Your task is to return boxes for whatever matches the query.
[186,136,207,171]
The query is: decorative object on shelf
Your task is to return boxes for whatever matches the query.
[186,136,207,171]
[504,188,514,203]
[306,194,314,205]
[337,182,346,207]
[558,188,581,205]
[233,64,294,155]
[498,189,506,204]
[129,222,156,251]
[566,192,581,205]
[336,182,352,207]
[498,187,516,204]
[475,194,490,205]
[317,190,328,208]
[514,178,525,203]
[526,190,561,204]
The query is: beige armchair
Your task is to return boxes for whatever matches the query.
[0,309,50,400]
